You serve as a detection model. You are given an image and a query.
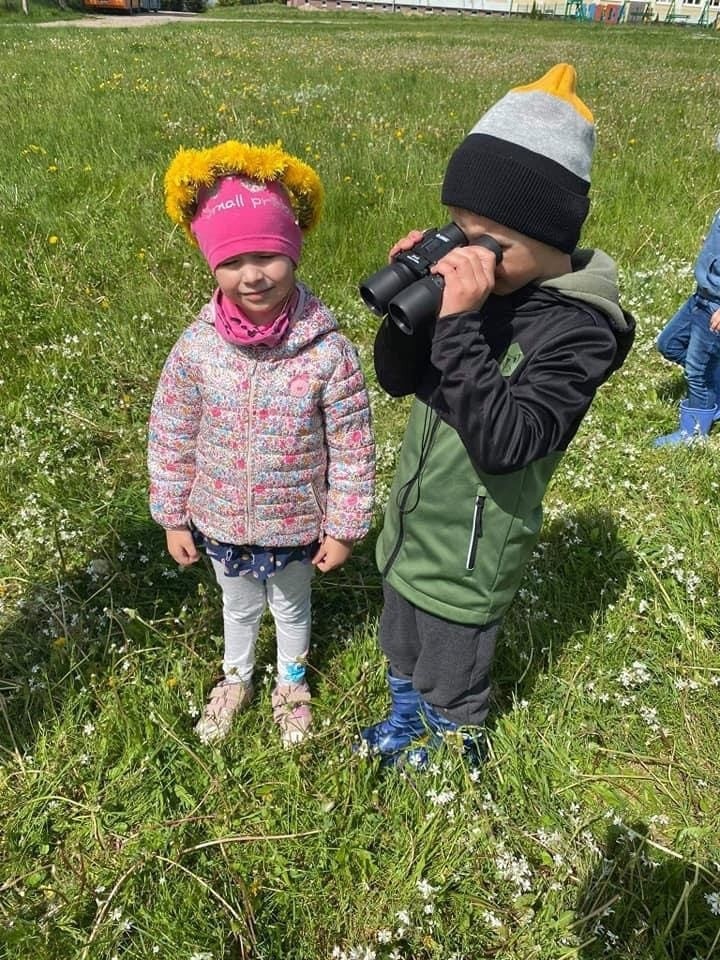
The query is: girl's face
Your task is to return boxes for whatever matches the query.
[214,252,296,325]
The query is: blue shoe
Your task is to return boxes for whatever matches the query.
[654,400,717,447]
[422,701,486,768]
[359,673,425,757]
[377,701,486,771]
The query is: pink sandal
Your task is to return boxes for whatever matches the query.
[271,681,312,746]
[194,678,253,745]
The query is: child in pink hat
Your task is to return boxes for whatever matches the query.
[149,142,375,747]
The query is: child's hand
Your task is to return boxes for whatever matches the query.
[711,308,720,333]
[388,230,426,261]
[432,243,497,318]
[312,535,353,573]
[166,528,200,566]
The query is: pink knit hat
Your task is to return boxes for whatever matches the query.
[191,175,303,271]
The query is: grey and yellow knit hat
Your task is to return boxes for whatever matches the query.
[441,63,595,253]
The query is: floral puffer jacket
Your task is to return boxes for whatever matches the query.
[148,284,375,547]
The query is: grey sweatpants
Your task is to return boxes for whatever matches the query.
[379,581,500,726]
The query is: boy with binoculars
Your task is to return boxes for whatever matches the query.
[358,63,635,769]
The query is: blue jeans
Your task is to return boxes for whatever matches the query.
[656,293,720,409]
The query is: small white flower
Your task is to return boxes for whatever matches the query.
[705,892,720,916]
[482,910,502,929]
[416,878,437,899]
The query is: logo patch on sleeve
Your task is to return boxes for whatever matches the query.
[499,342,524,378]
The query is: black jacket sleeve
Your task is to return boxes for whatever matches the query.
[429,305,620,475]
[373,315,433,397]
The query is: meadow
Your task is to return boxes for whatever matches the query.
[1,6,719,959]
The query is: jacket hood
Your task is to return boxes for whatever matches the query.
[540,248,629,329]
[540,247,635,372]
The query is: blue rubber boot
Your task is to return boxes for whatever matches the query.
[654,400,717,447]
[421,701,487,768]
[359,673,425,758]
[382,701,487,772]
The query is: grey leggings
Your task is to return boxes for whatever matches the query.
[212,559,313,685]
[379,581,500,726]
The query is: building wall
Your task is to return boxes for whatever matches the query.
[286,0,720,22]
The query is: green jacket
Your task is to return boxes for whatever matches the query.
[374,250,635,625]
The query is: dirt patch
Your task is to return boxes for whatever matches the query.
[36,12,212,27]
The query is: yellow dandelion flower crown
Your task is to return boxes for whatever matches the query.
[164,140,324,243]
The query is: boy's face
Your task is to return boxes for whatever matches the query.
[214,252,296,325]
[449,207,569,296]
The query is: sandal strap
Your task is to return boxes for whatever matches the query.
[271,682,311,721]
[207,679,253,710]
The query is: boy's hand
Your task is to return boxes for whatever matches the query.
[388,230,426,261]
[166,528,200,566]
[312,535,353,573]
[711,308,720,333]
[433,243,497,318]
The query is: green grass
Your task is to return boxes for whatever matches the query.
[1,10,720,960]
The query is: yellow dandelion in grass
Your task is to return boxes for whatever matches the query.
[164,140,324,245]
[166,677,178,688]
[48,235,59,245]
[52,636,67,649]
[47,164,58,173]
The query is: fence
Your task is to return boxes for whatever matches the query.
[286,0,720,25]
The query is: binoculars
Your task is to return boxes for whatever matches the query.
[359,223,502,336]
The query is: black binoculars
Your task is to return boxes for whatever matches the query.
[359,223,503,336]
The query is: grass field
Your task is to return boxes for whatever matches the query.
[1,7,720,959]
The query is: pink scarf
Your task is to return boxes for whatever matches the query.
[213,286,298,348]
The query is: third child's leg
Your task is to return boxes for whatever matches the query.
[684,304,720,409]
[656,297,694,366]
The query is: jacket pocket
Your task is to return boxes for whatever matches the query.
[310,479,325,518]
[465,491,486,571]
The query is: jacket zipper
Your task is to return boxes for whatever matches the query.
[465,494,485,571]
[310,479,324,518]
[246,361,257,541]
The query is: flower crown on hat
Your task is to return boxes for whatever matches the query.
[164,140,323,244]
